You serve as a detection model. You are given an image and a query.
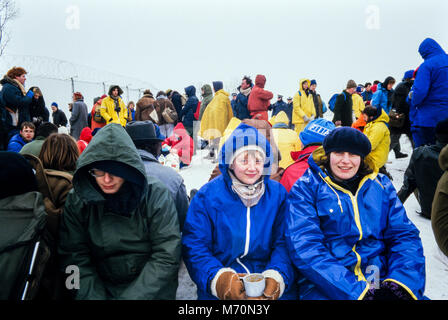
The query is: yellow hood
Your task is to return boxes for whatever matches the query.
[273,111,290,125]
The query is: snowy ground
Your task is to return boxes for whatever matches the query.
[175,130,448,300]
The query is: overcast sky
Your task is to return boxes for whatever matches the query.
[4,0,448,103]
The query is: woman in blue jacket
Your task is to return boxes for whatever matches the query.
[286,127,425,300]
[182,123,297,300]
[371,76,396,114]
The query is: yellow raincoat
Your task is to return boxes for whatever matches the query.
[272,111,301,169]
[292,79,316,135]
[100,96,128,127]
[364,109,391,172]
[352,93,365,119]
[200,89,233,140]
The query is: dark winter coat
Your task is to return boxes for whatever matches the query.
[332,90,353,126]
[233,87,251,120]
[58,124,181,300]
[411,38,448,128]
[180,86,198,129]
[432,144,448,257]
[170,91,184,123]
[270,99,290,118]
[69,99,88,140]
[0,76,33,135]
[391,80,413,133]
[310,91,323,118]
[287,147,425,300]
[29,87,49,124]
[138,149,189,230]
[398,140,447,218]
[52,109,68,127]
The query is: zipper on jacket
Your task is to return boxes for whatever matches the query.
[319,173,375,283]
[237,206,251,274]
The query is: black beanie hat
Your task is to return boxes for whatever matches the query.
[0,152,38,200]
[323,127,372,158]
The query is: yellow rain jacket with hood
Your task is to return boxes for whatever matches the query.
[292,79,315,134]
[364,109,391,172]
[200,89,233,140]
[272,111,301,169]
[100,86,128,127]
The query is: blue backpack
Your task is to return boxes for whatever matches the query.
[328,92,346,112]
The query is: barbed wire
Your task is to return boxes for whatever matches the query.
[0,54,159,92]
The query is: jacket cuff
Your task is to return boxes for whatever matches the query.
[210,268,237,299]
[262,269,285,298]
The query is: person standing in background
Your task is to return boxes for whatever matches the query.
[69,92,88,140]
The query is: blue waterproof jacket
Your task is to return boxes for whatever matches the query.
[286,147,425,300]
[180,86,198,128]
[371,83,393,114]
[410,38,448,128]
[182,123,298,300]
[362,90,373,102]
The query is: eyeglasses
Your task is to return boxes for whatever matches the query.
[88,168,117,178]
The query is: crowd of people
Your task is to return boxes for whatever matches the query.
[0,37,448,300]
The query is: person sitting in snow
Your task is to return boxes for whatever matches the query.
[398,118,448,219]
[7,121,35,153]
[182,123,298,300]
[286,127,426,300]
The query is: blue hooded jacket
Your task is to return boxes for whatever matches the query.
[371,83,393,114]
[7,133,28,153]
[286,147,425,300]
[182,123,298,300]
[180,86,198,128]
[410,38,448,128]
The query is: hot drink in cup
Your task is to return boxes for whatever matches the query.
[242,273,265,297]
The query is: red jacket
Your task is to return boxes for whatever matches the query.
[279,145,320,192]
[163,123,193,165]
[77,127,93,154]
[247,75,273,120]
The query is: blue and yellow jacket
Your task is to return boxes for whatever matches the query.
[182,123,298,300]
[286,147,425,300]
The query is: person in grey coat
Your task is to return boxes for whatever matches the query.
[125,120,189,230]
[69,92,88,140]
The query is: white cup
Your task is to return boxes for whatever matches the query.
[243,273,265,297]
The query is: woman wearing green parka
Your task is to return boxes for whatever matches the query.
[58,123,181,300]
